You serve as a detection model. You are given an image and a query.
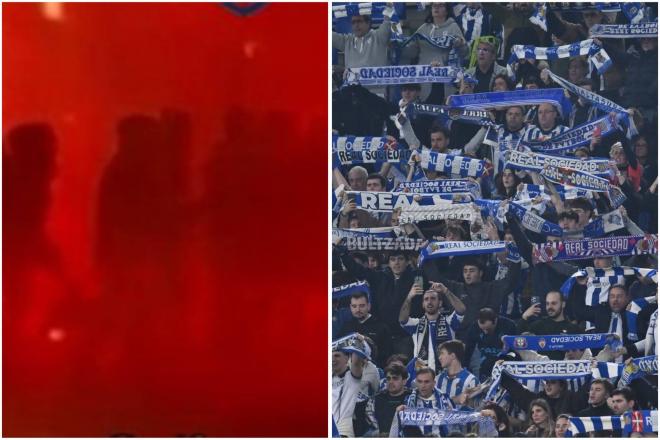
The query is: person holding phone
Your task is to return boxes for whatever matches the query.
[398,281,466,373]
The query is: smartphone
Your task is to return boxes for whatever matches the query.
[414,272,424,289]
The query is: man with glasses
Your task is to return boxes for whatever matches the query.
[523,102,569,142]
[364,363,412,436]
[465,39,507,93]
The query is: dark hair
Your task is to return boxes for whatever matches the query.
[438,340,465,360]
[493,73,514,91]
[351,251,368,265]
[367,251,383,266]
[558,211,580,223]
[481,402,511,436]
[416,366,436,379]
[429,124,451,139]
[566,197,593,214]
[478,307,498,323]
[495,169,521,198]
[388,250,409,260]
[463,258,485,272]
[523,75,544,89]
[611,387,636,403]
[609,284,629,296]
[366,173,387,189]
[350,291,369,303]
[446,225,468,241]
[424,3,453,23]
[590,378,614,396]
[385,354,409,367]
[385,363,409,380]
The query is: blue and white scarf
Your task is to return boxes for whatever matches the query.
[397,31,457,50]
[485,360,599,402]
[520,114,620,154]
[507,201,564,237]
[341,235,427,252]
[618,356,658,387]
[625,410,659,435]
[396,179,481,198]
[393,408,497,438]
[582,209,627,238]
[346,190,451,213]
[516,184,592,201]
[541,165,611,192]
[565,414,626,437]
[419,240,506,265]
[607,185,627,209]
[560,267,658,305]
[505,149,612,177]
[626,296,657,341]
[332,227,399,240]
[544,68,638,137]
[346,65,461,86]
[590,22,658,39]
[332,332,371,359]
[418,149,486,178]
[332,2,404,42]
[411,103,497,128]
[398,203,478,225]
[532,235,658,264]
[332,136,412,167]
[332,281,370,300]
[507,39,612,78]
[448,88,572,118]
[501,333,620,353]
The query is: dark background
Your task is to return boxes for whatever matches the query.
[3,3,327,436]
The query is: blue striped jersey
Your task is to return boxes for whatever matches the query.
[435,367,478,398]
[522,124,569,142]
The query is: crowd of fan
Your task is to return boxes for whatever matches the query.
[331,2,658,437]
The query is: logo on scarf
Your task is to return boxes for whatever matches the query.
[538,338,547,349]
[514,337,527,349]
[631,411,644,432]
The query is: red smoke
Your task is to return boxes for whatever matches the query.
[3,3,327,436]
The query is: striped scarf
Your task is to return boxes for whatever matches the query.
[561,267,658,306]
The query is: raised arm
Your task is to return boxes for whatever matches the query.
[399,284,424,323]
[432,282,466,315]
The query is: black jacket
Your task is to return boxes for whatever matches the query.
[423,257,521,335]
[501,370,589,419]
[337,246,419,339]
[339,315,392,366]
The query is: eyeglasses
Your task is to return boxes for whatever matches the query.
[538,110,556,115]
[386,376,402,381]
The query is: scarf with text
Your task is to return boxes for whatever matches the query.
[541,165,611,192]
[590,22,658,38]
[520,114,620,154]
[544,68,638,137]
[398,203,478,225]
[508,39,611,79]
[345,64,461,87]
[418,149,487,178]
[532,235,658,264]
[448,88,572,117]
[412,103,497,128]
[332,136,412,167]
[505,150,611,177]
